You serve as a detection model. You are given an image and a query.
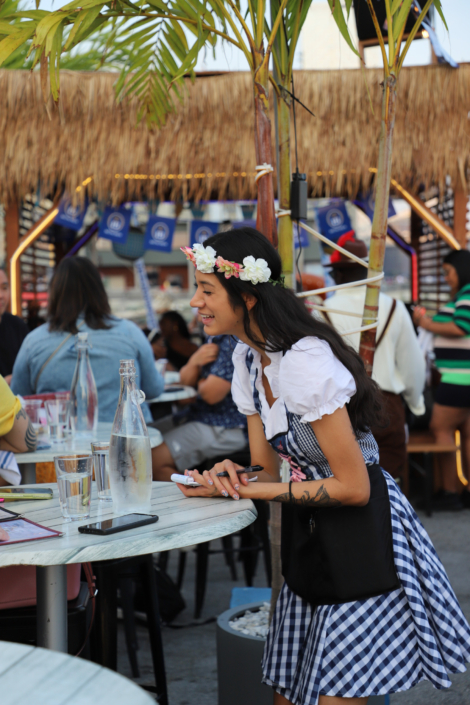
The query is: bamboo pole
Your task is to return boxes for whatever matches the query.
[358,75,397,374]
[253,55,278,246]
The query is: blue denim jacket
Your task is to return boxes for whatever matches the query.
[10,317,164,423]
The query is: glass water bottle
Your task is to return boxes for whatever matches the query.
[109,359,152,514]
[70,332,98,435]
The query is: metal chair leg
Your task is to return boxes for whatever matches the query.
[119,576,140,678]
[90,561,118,671]
[221,535,238,581]
[195,542,210,619]
[140,555,168,705]
[177,551,187,591]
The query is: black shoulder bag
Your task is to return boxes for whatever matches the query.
[281,464,400,606]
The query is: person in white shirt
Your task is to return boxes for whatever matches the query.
[323,237,426,484]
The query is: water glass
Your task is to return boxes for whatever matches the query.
[45,399,71,442]
[91,441,112,502]
[54,454,93,521]
[24,399,45,437]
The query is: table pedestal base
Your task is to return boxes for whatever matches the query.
[36,565,68,652]
[19,462,36,484]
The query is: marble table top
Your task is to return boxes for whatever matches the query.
[0,640,155,705]
[14,423,163,464]
[0,482,257,568]
[147,385,197,404]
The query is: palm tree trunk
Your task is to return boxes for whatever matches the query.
[359,75,397,373]
[253,55,278,246]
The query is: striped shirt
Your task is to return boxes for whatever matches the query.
[433,283,470,385]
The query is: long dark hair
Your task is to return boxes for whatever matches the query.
[204,227,383,432]
[444,250,470,291]
[48,257,112,334]
[160,311,191,339]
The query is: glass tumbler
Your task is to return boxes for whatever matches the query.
[54,454,93,521]
[91,441,112,501]
[24,399,45,438]
[45,399,71,442]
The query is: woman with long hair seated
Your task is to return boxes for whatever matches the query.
[11,257,164,422]
[177,228,470,705]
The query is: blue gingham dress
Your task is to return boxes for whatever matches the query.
[231,339,470,705]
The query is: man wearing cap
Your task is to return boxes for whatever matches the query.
[322,233,426,486]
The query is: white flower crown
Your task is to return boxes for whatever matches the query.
[181,243,284,286]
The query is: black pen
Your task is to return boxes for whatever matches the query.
[216,465,264,478]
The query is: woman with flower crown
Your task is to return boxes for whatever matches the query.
[178,227,470,705]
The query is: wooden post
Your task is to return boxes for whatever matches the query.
[454,189,469,249]
[5,202,20,314]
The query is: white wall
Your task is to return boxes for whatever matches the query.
[301,1,360,71]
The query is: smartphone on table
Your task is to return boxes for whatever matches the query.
[78,513,159,536]
[0,487,53,501]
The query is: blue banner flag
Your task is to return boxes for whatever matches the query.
[355,192,395,222]
[315,200,353,244]
[55,195,88,231]
[294,222,309,249]
[144,215,175,253]
[135,258,158,331]
[98,205,132,243]
[190,220,219,246]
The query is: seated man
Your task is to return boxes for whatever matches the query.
[152,336,247,480]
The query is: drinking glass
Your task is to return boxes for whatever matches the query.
[24,399,45,437]
[91,441,112,501]
[45,399,71,442]
[54,454,93,521]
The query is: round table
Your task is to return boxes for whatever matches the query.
[147,385,196,404]
[0,640,155,705]
[14,423,163,484]
[0,482,257,652]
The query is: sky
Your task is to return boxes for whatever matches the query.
[35,0,470,72]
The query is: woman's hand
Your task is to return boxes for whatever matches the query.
[176,459,250,501]
[412,306,428,328]
[190,343,220,367]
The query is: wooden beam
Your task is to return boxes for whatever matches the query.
[5,202,20,263]
[454,188,469,249]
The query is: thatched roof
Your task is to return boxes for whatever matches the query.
[1,63,469,205]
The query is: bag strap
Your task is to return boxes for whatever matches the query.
[376,299,396,349]
[75,562,98,657]
[33,320,85,393]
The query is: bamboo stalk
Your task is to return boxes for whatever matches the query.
[253,54,278,246]
[277,85,294,289]
[358,75,397,373]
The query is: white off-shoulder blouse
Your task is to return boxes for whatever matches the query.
[231,336,357,440]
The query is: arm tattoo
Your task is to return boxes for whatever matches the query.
[16,408,27,421]
[25,421,38,451]
[273,483,342,507]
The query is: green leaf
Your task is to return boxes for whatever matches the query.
[392,0,412,40]
[390,0,403,14]
[432,0,448,31]
[49,20,64,101]
[0,25,34,64]
[64,6,100,50]
[327,0,359,56]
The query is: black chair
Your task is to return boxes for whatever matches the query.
[0,580,92,656]
[90,554,168,705]
[162,449,272,620]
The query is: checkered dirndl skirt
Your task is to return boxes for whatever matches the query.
[262,472,470,705]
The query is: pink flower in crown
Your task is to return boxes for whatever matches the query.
[180,246,196,266]
[215,256,243,279]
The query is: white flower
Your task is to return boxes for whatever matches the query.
[193,244,217,273]
[239,256,271,285]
